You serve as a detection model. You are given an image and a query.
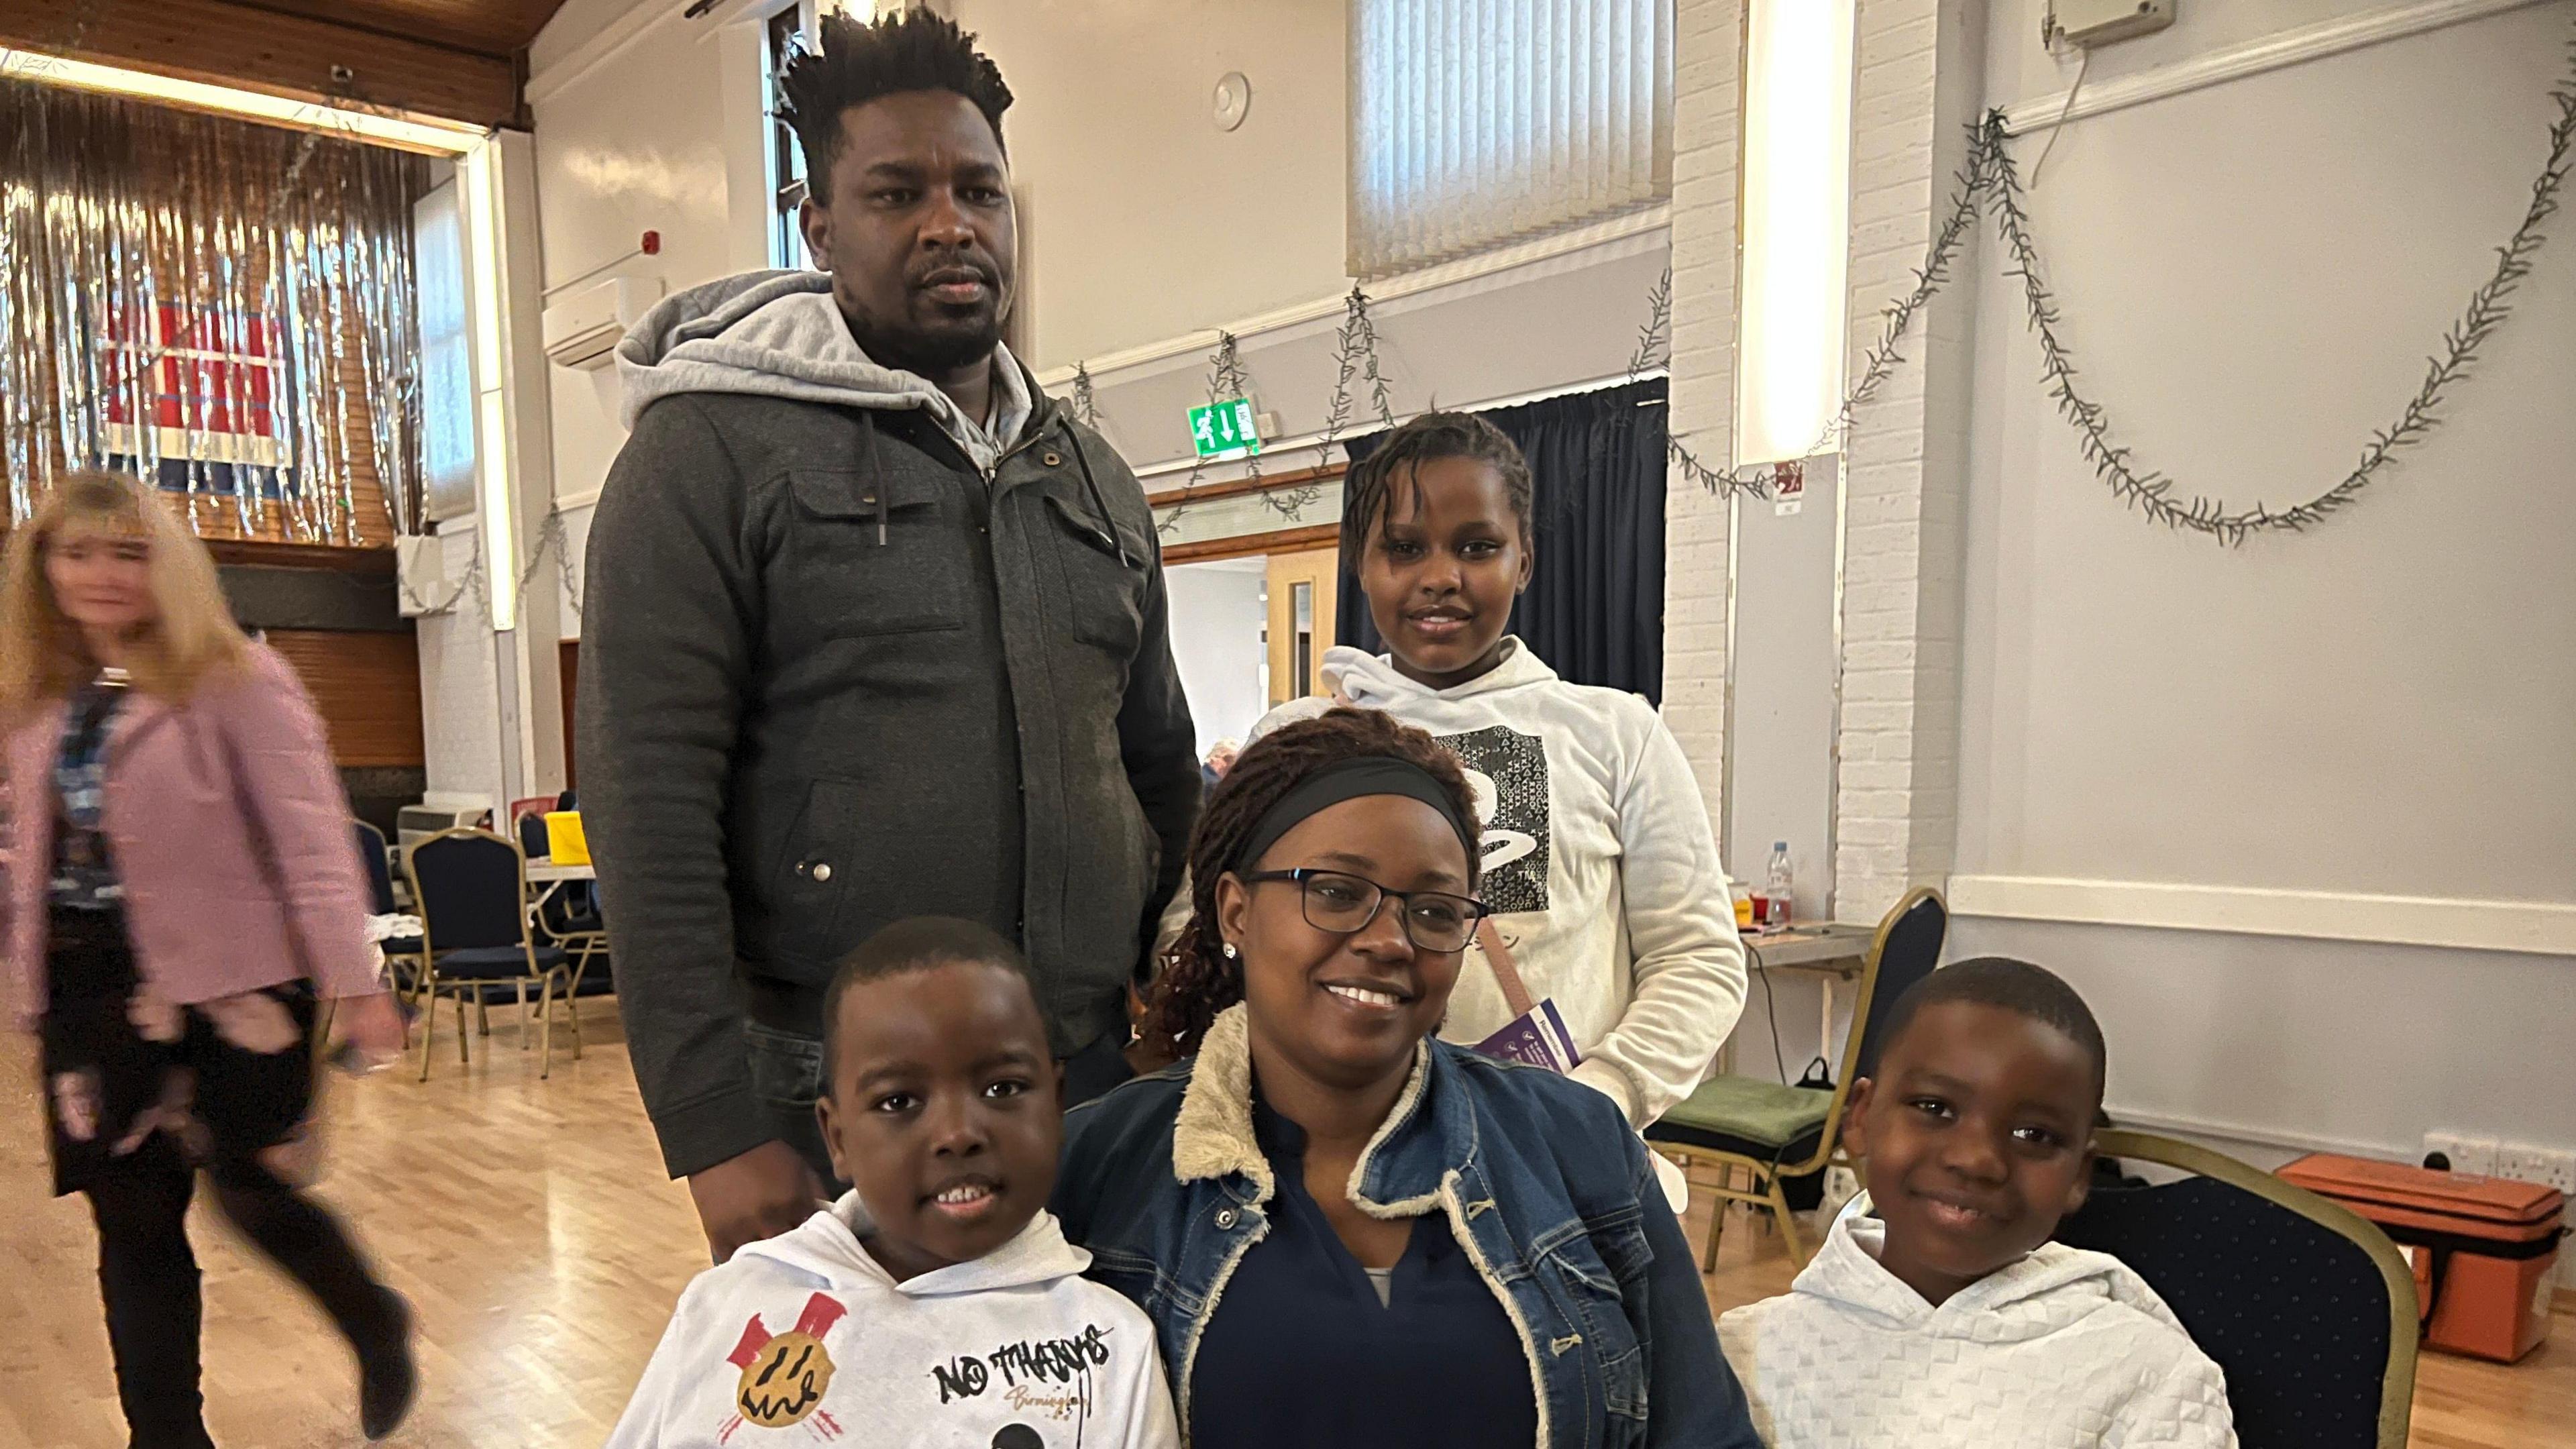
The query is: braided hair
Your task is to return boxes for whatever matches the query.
[1145,709,1481,1059]
[1338,411,1536,564]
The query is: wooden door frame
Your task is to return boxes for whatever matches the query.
[1163,521,1338,566]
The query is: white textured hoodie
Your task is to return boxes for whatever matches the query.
[1190,639,1746,1126]
[1719,1208,2238,1449]
[607,1195,1177,1449]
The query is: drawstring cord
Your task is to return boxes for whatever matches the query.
[1058,416,1135,568]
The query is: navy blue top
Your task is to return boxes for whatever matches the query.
[49,680,125,910]
[1187,1095,1540,1449]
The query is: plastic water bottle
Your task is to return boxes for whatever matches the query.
[1761,841,1794,930]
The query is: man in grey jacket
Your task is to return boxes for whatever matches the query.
[577,10,1197,1262]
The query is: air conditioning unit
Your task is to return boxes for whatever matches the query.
[398,798,491,851]
[542,275,662,370]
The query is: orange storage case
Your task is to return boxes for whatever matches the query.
[2278,1153,2563,1363]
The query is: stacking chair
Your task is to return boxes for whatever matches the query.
[516,808,608,1046]
[1646,887,1948,1267]
[402,827,572,1081]
[2056,1131,2419,1449]
[354,819,423,971]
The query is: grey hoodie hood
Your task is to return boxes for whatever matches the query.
[616,270,1035,470]
[737,1191,1093,1299]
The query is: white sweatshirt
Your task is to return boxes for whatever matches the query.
[1719,1208,2238,1449]
[1205,639,1747,1126]
[607,1196,1178,1449]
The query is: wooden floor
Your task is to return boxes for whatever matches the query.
[0,1003,2569,1447]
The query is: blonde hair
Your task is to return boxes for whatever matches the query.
[0,470,249,710]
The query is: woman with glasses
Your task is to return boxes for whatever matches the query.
[1053,709,1760,1449]
[0,472,415,1446]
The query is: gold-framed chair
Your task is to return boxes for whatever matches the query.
[516,808,605,1051]
[1645,886,1948,1267]
[399,826,572,1081]
[2060,1130,2420,1449]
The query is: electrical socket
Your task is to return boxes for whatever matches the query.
[2494,1143,2576,1198]
[2424,1132,2502,1177]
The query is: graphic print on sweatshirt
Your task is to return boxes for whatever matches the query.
[927,1322,1118,1442]
[722,1292,848,1440]
[708,1296,1118,1446]
[1438,724,1551,914]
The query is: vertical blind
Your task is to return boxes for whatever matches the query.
[1349,0,1674,278]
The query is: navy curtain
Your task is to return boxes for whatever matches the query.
[1338,378,1668,702]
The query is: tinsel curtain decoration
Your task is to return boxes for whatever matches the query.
[0,78,428,543]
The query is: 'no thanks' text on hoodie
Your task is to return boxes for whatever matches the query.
[608,1196,1178,1449]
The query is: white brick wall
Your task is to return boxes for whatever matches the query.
[1662,0,1743,833]
[1829,0,1980,920]
[1666,0,1977,919]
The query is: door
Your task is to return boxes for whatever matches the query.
[1265,546,1339,708]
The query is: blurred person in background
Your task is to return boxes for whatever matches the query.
[0,470,415,1446]
[1203,737,1242,792]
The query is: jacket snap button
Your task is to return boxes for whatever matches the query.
[811,862,833,883]
[1214,1207,1238,1229]
[1041,451,1062,467]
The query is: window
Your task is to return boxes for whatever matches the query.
[1349,0,1674,278]
[414,177,475,523]
[1735,0,1855,468]
[767,5,810,270]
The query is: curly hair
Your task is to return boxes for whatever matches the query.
[1338,411,1536,565]
[777,9,1014,183]
[1144,709,1482,1059]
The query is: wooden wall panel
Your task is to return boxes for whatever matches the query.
[0,0,519,128]
[262,627,426,769]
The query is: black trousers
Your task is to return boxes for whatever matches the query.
[42,906,400,1448]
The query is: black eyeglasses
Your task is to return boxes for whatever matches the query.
[1238,868,1489,953]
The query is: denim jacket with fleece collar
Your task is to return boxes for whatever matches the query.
[1051,1005,1762,1449]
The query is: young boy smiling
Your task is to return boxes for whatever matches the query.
[608,918,1177,1448]
[1719,957,2237,1448]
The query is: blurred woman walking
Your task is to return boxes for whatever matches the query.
[0,471,416,1446]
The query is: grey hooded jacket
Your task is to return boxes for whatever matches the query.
[578,272,1198,1179]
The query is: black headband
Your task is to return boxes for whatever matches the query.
[1232,756,1479,873]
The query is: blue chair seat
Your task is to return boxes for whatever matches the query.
[433,945,568,979]
[380,934,425,957]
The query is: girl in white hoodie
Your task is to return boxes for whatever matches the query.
[1177,412,1747,1134]
[609,919,1177,1449]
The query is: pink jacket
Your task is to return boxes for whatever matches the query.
[4,642,382,1027]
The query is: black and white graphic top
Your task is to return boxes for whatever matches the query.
[1436,724,1552,916]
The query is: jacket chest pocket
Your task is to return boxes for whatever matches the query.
[1041,492,1148,656]
[784,468,965,637]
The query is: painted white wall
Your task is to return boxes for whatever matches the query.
[1952,0,2576,1159]
[419,521,505,810]
[1165,559,1270,757]
[529,0,775,644]
[950,0,1348,370]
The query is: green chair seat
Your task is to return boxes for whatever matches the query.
[1646,1075,1834,1162]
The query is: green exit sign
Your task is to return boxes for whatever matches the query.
[1189,398,1263,460]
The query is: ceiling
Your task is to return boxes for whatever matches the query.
[231,0,572,57]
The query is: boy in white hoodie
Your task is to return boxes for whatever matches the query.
[1168,411,1745,1142]
[1719,958,2237,1448]
[608,918,1178,1449]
